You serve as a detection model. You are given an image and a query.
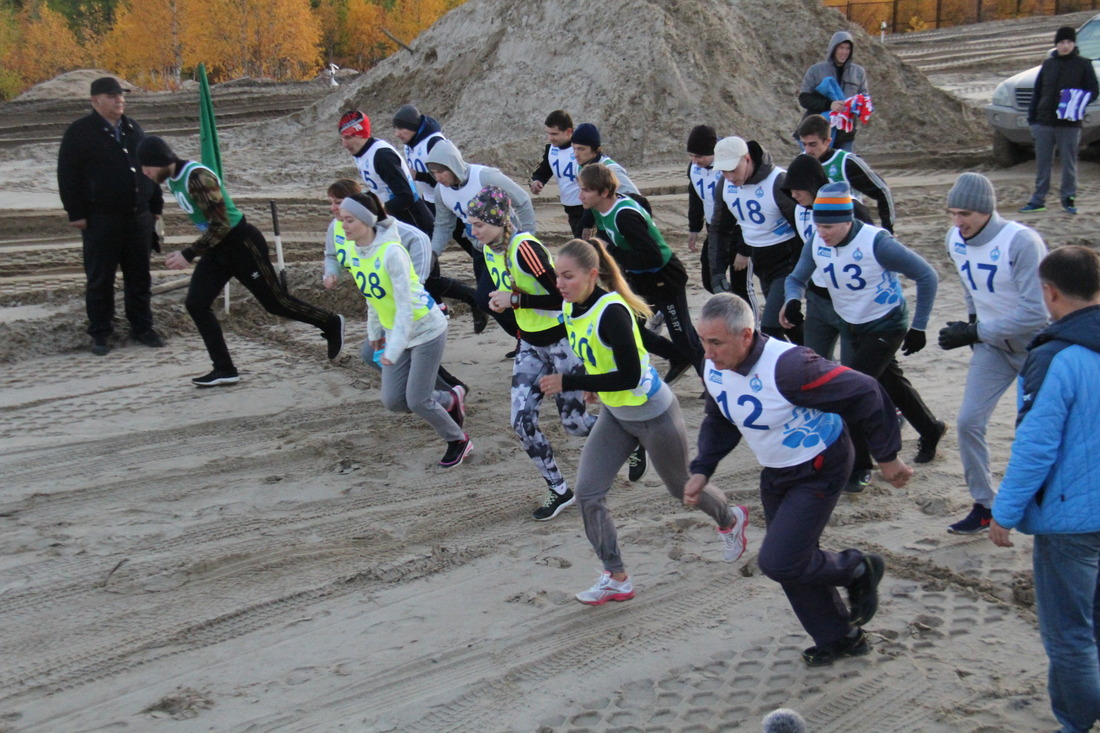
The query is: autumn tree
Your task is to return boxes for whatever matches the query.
[384,0,451,46]
[344,0,389,68]
[0,1,85,95]
[188,0,322,80]
[100,0,185,88]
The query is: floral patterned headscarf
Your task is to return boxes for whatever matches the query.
[466,186,511,227]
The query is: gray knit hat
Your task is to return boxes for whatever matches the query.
[947,172,996,214]
[392,104,421,132]
[762,708,807,733]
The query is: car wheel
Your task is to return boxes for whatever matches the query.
[992,131,1028,167]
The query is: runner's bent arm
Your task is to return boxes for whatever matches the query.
[512,238,564,311]
[374,148,417,216]
[872,233,938,331]
[184,167,234,261]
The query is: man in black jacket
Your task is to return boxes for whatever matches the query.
[58,76,164,355]
[1021,26,1099,215]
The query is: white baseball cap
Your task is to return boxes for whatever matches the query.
[712,136,749,171]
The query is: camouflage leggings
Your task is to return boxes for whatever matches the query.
[511,338,597,490]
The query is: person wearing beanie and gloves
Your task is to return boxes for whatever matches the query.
[686,125,757,317]
[782,182,943,492]
[468,186,597,520]
[339,110,435,234]
[709,136,803,343]
[689,293,911,665]
[426,140,536,341]
[138,136,344,387]
[941,172,1048,534]
[798,31,869,152]
[796,113,895,233]
[58,76,165,356]
[782,152,875,365]
[338,191,473,468]
[529,109,585,237]
[1021,26,1099,214]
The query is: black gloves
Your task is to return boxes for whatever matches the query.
[938,321,980,350]
[782,300,804,328]
[901,328,926,356]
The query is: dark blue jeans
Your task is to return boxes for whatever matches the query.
[1034,531,1100,733]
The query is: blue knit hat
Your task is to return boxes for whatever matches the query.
[813,181,855,224]
[572,123,601,148]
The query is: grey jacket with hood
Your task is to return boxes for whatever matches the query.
[799,31,869,145]
[425,140,537,254]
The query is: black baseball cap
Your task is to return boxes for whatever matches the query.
[90,77,129,96]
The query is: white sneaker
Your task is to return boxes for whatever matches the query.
[718,505,749,562]
[575,572,635,605]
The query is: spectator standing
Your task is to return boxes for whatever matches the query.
[58,76,164,355]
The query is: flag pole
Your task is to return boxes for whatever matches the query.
[197,63,231,313]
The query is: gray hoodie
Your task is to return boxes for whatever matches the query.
[799,31,869,108]
[425,140,537,254]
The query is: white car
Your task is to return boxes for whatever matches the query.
[985,13,1100,165]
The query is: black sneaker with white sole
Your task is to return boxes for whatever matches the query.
[532,488,575,521]
[192,369,240,387]
[439,434,472,468]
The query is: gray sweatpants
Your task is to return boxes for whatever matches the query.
[1029,124,1081,206]
[511,338,596,491]
[575,400,734,574]
[959,343,1027,507]
[380,329,464,443]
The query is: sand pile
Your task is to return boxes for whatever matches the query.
[231,0,984,185]
[14,69,141,102]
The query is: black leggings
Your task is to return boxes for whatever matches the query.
[186,220,335,371]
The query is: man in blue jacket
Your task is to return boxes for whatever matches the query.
[990,245,1100,733]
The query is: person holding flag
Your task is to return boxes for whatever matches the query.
[138,136,344,386]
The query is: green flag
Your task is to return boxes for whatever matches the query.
[198,63,222,179]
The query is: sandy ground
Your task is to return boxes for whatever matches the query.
[4,8,1100,733]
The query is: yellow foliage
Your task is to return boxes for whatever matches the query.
[1,2,86,90]
[100,0,186,88]
[190,0,321,80]
[344,0,389,68]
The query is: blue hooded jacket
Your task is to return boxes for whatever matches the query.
[993,305,1100,534]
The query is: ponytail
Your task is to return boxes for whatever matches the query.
[559,238,652,319]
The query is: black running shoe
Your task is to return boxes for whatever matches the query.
[91,337,111,356]
[532,488,575,521]
[847,553,885,626]
[627,445,648,482]
[845,469,871,494]
[664,358,692,385]
[802,629,870,667]
[473,309,489,334]
[192,369,240,387]
[505,338,521,360]
[325,314,345,360]
[439,434,472,468]
[914,420,947,464]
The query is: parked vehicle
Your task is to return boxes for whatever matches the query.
[985,13,1100,166]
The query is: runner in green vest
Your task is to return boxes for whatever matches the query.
[467,186,597,520]
[137,136,344,387]
[578,163,703,383]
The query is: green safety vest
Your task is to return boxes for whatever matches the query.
[334,228,433,330]
[167,161,242,231]
[562,291,658,407]
[589,196,671,270]
[482,232,560,334]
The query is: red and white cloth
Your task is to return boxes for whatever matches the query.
[830,94,874,133]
